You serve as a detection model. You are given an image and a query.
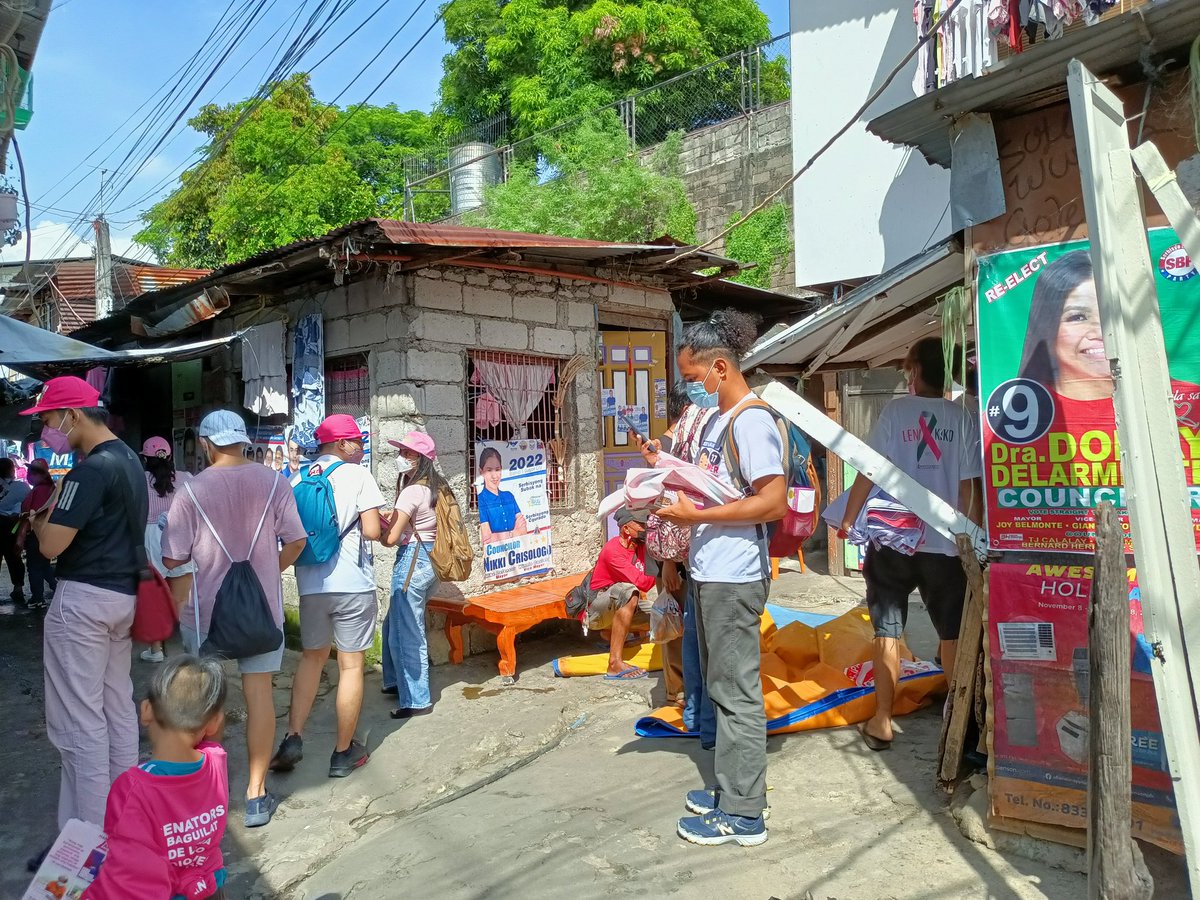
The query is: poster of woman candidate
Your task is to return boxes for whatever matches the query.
[474,439,553,582]
[976,227,1200,554]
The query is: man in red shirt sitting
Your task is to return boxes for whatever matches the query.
[586,506,656,680]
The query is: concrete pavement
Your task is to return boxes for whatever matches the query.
[0,560,1186,898]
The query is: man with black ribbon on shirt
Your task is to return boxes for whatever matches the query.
[22,376,148,834]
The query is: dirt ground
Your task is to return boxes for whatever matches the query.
[0,558,1189,899]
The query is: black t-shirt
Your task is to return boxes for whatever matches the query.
[50,439,148,593]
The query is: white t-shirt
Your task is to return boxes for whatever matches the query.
[866,395,984,556]
[291,455,386,595]
[688,399,785,583]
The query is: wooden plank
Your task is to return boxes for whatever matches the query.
[822,371,845,577]
[937,534,986,789]
[989,812,1088,850]
[1088,503,1154,899]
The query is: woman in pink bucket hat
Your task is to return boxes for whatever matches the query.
[379,432,441,718]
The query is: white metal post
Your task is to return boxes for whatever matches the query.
[1068,59,1200,890]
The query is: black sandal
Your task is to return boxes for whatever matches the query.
[859,723,892,751]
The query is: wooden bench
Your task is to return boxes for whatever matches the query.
[428,573,584,683]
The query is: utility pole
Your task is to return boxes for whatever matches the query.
[1068,59,1200,894]
[93,215,113,320]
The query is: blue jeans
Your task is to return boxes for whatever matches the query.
[383,542,438,709]
[681,581,716,745]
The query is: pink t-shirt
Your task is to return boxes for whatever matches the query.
[395,483,437,545]
[145,469,193,524]
[163,463,305,633]
[83,742,228,900]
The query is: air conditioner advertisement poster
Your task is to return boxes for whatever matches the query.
[987,563,1178,852]
[975,228,1200,554]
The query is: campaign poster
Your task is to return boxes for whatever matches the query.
[474,439,553,583]
[246,426,288,473]
[23,817,107,900]
[987,562,1179,852]
[976,228,1200,553]
[172,428,206,476]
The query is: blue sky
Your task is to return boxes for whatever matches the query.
[5,0,789,262]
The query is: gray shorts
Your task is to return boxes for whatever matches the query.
[299,591,378,652]
[180,623,284,675]
[585,583,653,632]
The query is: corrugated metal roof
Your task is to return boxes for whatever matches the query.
[743,238,964,371]
[867,0,1200,167]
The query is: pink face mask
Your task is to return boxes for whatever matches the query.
[41,424,72,455]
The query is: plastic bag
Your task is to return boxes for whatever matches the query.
[648,592,684,644]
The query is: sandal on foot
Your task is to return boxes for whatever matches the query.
[859,723,891,751]
[603,667,647,681]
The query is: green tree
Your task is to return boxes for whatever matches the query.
[466,116,696,244]
[723,201,792,289]
[438,0,775,137]
[137,74,441,266]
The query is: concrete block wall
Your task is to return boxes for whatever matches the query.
[668,101,796,290]
[278,266,672,666]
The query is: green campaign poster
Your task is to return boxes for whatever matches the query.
[976,228,1200,554]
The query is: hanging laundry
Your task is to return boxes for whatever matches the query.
[242,319,288,416]
[291,314,326,450]
[475,392,502,431]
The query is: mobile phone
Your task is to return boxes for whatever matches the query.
[618,411,642,441]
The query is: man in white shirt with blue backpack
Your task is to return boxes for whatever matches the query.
[271,414,384,778]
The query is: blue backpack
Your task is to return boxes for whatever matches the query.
[293,461,351,566]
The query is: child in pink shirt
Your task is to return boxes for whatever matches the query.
[84,656,229,900]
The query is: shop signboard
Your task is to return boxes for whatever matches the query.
[987,562,1180,852]
[474,439,553,583]
[976,228,1200,553]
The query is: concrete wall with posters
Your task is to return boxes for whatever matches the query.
[281,266,673,663]
[788,0,952,286]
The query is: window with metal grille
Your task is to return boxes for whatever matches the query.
[467,349,571,509]
[325,354,370,417]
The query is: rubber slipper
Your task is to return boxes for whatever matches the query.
[603,667,648,680]
[859,723,892,752]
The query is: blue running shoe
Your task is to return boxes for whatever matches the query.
[244,791,280,828]
[677,810,768,846]
[685,788,771,820]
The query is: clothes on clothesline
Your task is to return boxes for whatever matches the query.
[914,0,1121,96]
[475,392,503,431]
[242,320,288,416]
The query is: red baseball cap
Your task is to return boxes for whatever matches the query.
[314,414,363,444]
[21,376,101,416]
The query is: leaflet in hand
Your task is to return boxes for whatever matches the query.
[596,450,742,521]
[24,818,107,900]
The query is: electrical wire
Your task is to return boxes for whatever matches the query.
[663,0,969,267]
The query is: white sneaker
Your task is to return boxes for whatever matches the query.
[0,602,14,616]
[140,648,165,663]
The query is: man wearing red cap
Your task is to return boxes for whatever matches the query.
[271,414,384,778]
[22,376,148,833]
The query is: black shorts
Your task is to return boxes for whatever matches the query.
[862,545,967,642]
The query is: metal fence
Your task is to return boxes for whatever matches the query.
[401,33,791,222]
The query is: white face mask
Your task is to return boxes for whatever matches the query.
[396,456,416,474]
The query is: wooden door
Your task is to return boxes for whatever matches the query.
[599,330,670,532]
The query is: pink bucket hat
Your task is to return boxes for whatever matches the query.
[142,436,172,458]
[387,431,436,460]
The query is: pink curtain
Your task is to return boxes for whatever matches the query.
[474,358,555,436]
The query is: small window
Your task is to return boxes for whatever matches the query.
[467,349,571,509]
[325,354,369,417]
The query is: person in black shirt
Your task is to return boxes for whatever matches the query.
[23,376,148,834]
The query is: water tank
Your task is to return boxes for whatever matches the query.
[449,142,502,215]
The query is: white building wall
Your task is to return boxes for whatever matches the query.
[790,0,951,286]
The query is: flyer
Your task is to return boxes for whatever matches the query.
[976,228,1200,553]
[24,818,106,900]
[617,405,650,438]
[600,388,617,418]
[987,563,1179,852]
[474,440,554,583]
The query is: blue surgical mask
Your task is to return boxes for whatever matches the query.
[684,361,720,409]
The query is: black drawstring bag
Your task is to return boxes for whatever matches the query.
[185,478,284,660]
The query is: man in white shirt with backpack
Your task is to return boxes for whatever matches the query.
[271,414,384,779]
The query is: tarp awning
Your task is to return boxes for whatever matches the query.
[742,238,965,374]
[0,314,239,380]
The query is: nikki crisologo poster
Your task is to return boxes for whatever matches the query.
[976,228,1200,554]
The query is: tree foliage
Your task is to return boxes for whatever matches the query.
[466,116,696,244]
[438,0,774,137]
[723,201,792,289]
[137,74,442,266]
